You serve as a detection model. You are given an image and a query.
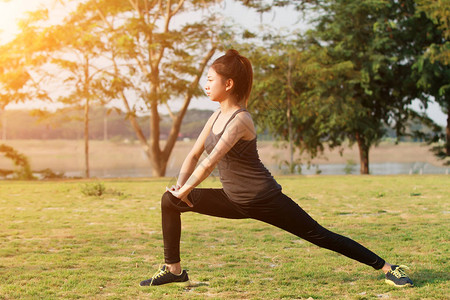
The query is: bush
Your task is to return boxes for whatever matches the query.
[81,182,106,196]
[81,182,127,198]
[344,159,357,174]
[36,168,65,179]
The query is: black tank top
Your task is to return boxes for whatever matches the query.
[204,109,281,203]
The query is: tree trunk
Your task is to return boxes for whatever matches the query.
[0,107,5,141]
[355,132,370,174]
[160,47,216,176]
[84,98,90,178]
[150,149,167,177]
[446,108,450,157]
[287,55,294,174]
[103,112,108,141]
[287,98,294,174]
[116,46,215,177]
[149,86,164,177]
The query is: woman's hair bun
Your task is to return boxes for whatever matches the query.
[211,49,253,105]
[225,49,240,57]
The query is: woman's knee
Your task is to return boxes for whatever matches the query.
[161,191,189,213]
[161,191,175,211]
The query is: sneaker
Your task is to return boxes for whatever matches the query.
[385,265,413,287]
[140,265,190,287]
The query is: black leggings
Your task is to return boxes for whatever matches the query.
[161,188,385,270]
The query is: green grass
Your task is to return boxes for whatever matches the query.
[0,175,448,299]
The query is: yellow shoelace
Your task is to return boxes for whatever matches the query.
[150,265,169,285]
[391,265,410,278]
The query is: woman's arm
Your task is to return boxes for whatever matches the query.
[172,112,255,201]
[176,111,219,187]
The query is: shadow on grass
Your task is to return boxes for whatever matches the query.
[411,269,450,287]
[188,282,209,288]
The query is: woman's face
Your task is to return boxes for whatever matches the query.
[204,67,228,102]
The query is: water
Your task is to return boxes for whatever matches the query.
[292,162,449,176]
[61,162,449,178]
[64,168,153,179]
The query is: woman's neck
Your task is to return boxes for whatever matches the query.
[219,97,245,115]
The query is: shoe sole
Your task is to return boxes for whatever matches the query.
[140,280,190,287]
[385,279,413,287]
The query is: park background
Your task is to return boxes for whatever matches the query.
[0,107,449,178]
[0,0,449,179]
[0,1,449,299]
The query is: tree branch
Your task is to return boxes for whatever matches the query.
[163,46,216,159]
[151,0,163,26]
[165,102,176,121]
[94,1,113,30]
[120,90,150,153]
[128,0,139,14]
[170,0,185,18]
[164,0,172,33]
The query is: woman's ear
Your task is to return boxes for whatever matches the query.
[225,78,234,92]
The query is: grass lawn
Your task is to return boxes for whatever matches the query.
[0,175,448,299]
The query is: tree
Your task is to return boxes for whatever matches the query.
[416,0,449,65]
[414,0,450,164]
[67,0,222,177]
[306,0,442,174]
[0,40,31,136]
[48,10,106,178]
[228,0,448,174]
[414,54,450,165]
[249,43,303,174]
[13,4,107,178]
[0,43,32,175]
[0,12,47,179]
[17,0,226,177]
[247,35,355,173]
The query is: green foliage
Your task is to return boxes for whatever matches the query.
[416,0,450,65]
[247,38,347,164]
[81,182,106,197]
[81,182,127,198]
[296,0,447,173]
[374,192,385,198]
[343,159,356,175]
[410,3,450,163]
[41,0,222,176]
[279,158,303,175]
[36,168,65,179]
[0,6,51,110]
[0,42,31,109]
[0,144,34,180]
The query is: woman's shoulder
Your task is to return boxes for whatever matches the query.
[235,109,253,124]
[233,110,256,139]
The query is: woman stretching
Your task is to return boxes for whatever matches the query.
[139,49,413,288]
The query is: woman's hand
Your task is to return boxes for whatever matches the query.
[166,185,193,208]
[167,184,181,192]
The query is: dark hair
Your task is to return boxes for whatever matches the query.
[211,49,253,105]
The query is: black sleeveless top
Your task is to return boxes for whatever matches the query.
[204,109,281,203]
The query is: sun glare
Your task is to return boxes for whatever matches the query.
[0,1,34,43]
[0,0,54,43]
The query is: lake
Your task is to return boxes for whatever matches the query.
[62,161,449,178]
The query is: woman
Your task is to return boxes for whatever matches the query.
[139,49,413,288]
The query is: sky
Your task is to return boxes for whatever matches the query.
[0,0,447,126]
[0,0,57,40]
